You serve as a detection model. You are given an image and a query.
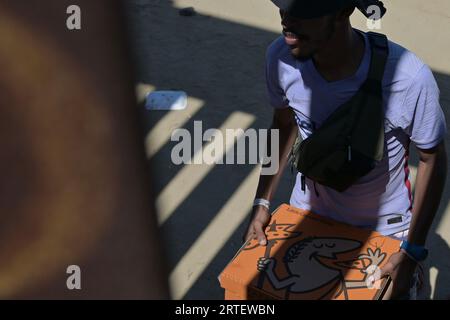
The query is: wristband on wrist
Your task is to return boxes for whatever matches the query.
[253,198,270,211]
[400,249,419,264]
[400,240,428,262]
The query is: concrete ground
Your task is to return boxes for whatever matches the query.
[126,0,450,299]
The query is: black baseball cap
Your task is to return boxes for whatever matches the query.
[271,0,386,19]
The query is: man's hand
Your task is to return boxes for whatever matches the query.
[380,251,418,299]
[243,108,296,246]
[243,205,271,246]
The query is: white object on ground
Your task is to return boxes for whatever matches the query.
[145,90,187,111]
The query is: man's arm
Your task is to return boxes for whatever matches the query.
[380,140,447,299]
[408,140,447,245]
[243,107,298,245]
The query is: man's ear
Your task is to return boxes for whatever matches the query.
[337,6,356,21]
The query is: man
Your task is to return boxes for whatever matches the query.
[244,0,448,299]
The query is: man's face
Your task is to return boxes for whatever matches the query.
[280,9,337,61]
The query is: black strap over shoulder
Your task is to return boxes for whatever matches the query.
[290,31,390,192]
[366,32,389,83]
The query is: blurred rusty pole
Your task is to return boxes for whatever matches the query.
[0,0,169,299]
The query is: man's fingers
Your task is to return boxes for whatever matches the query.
[417,267,424,290]
[243,226,255,243]
[246,230,254,241]
[254,224,267,246]
[380,262,394,278]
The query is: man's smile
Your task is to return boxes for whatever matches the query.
[283,30,299,46]
[282,29,309,47]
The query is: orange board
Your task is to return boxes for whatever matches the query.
[219,204,400,300]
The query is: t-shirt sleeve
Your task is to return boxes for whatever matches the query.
[399,65,447,149]
[265,47,289,109]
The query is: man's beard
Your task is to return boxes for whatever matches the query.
[291,47,317,62]
[291,15,337,62]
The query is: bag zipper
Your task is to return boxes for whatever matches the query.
[301,174,306,193]
[301,174,320,197]
[347,135,352,162]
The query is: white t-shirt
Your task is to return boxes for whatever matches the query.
[265,30,447,235]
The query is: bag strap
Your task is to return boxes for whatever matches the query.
[289,32,389,172]
[366,31,389,84]
[347,31,388,131]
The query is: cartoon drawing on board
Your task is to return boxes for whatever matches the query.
[256,233,387,299]
[243,221,302,289]
[243,221,302,251]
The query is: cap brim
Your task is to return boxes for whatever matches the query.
[271,0,358,19]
